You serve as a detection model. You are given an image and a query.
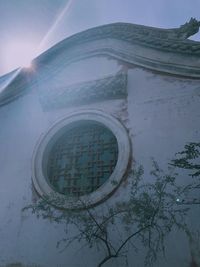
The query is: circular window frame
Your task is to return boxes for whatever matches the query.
[32,110,130,209]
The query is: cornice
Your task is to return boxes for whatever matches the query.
[0,19,200,107]
[35,18,200,79]
[38,18,200,60]
[0,69,33,107]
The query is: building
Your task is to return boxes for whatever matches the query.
[0,18,200,267]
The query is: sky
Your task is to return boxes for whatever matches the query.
[0,0,200,76]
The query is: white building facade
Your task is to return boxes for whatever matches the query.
[0,19,200,267]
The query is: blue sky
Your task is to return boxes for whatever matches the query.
[0,0,200,76]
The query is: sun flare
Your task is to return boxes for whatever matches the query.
[3,41,38,73]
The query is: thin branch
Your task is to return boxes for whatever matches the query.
[116,224,151,256]
[97,254,117,267]
[94,234,112,257]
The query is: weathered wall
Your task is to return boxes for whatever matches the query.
[0,57,199,267]
[127,68,200,267]
[128,67,200,166]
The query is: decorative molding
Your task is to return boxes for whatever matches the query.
[35,18,200,79]
[1,19,200,107]
[39,71,127,111]
[38,18,200,62]
[175,18,200,39]
[0,69,34,107]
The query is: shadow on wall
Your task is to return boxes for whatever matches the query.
[2,259,200,267]
[189,230,200,267]
[3,263,41,267]
[190,260,199,267]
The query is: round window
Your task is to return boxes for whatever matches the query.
[46,121,118,196]
[32,110,130,209]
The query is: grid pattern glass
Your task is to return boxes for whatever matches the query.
[47,121,118,196]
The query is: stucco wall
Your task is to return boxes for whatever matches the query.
[127,68,200,267]
[0,62,199,267]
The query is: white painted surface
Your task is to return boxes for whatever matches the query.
[0,60,199,267]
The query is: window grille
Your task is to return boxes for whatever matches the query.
[47,121,118,196]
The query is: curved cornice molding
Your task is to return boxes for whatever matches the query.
[0,69,32,107]
[35,18,200,78]
[40,18,200,57]
[0,19,200,107]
